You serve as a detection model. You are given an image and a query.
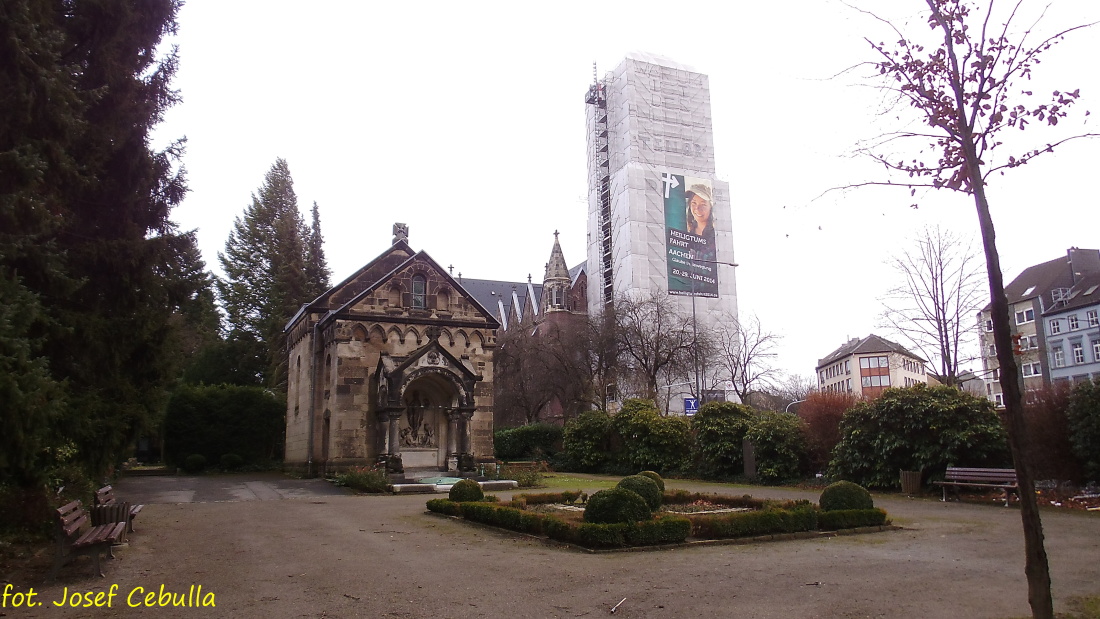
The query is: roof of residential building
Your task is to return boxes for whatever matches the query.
[1040,271,1100,316]
[817,334,925,369]
[984,248,1100,312]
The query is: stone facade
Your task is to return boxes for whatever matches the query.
[284,233,498,476]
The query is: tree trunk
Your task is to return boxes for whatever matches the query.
[964,142,1054,619]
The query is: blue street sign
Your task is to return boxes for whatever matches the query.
[684,398,699,415]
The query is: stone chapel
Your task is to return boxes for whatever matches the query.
[284,224,499,477]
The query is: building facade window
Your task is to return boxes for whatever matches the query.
[1054,347,1065,368]
[1022,362,1042,377]
[1050,319,1062,334]
[411,275,426,308]
[1073,342,1085,364]
[1094,340,1100,362]
[1068,314,1080,330]
[985,319,994,331]
[1015,308,1035,324]
[994,393,1004,407]
[1088,310,1099,327]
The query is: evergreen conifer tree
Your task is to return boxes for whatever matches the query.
[1,0,197,485]
[218,159,325,393]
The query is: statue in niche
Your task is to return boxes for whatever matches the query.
[402,391,436,447]
[377,379,389,406]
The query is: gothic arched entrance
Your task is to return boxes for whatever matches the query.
[373,337,480,474]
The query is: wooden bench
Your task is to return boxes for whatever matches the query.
[93,485,143,537]
[933,467,1018,507]
[50,501,127,580]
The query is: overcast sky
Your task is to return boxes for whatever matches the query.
[154,0,1100,380]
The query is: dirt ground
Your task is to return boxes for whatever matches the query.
[5,472,1100,618]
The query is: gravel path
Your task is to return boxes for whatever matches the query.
[9,472,1100,618]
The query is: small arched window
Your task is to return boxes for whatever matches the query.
[412,275,427,309]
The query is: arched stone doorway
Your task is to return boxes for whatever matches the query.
[398,374,456,470]
[373,337,480,474]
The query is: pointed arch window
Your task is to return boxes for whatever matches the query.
[412,275,427,309]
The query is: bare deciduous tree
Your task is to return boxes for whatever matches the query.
[712,313,783,404]
[879,225,984,386]
[854,3,1097,616]
[612,290,697,406]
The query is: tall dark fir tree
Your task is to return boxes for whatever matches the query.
[1,0,198,486]
[218,159,329,394]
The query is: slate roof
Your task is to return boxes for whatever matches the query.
[458,277,542,323]
[1041,271,1100,315]
[817,334,925,369]
[984,248,1100,311]
[568,260,587,285]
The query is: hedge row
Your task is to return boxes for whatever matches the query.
[427,497,890,547]
[426,498,689,548]
[556,517,691,548]
[511,490,585,506]
[688,506,819,539]
[559,400,807,484]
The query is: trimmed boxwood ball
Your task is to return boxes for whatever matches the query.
[819,480,874,511]
[448,478,484,502]
[583,488,653,524]
[617,475,662,510]
[638,470,665,492]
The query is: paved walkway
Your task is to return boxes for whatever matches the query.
[16,473,1100,618]
[116,471,350,504]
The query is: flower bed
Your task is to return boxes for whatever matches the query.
[426,489,890,550]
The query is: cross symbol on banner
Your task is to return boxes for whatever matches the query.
[661,173,680,198]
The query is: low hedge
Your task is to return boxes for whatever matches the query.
[688,506,819,539]
[426,498,462,516]
[429,495,889,547]
[817,508,888,530]
[561,517,691,548]
[513,490,585,506]
[663,490,808,512]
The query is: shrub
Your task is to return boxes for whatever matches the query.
[638,470,665,492]
[426,498,462,516]
[1022,384,1083,481]
[494,424,563,460]
[220,454,245,470]
[609,399,691,473]
[746,410,809,485]
[617,475,662,510]
[688,506,818,539]
[514,491,584,506]
[1066,379,1100,482]
[819,481,873,511]
[183,454,206,474]
[572,516,691,548]
[334,465,388,493]
[165,384,284,467]
[798,391,858,473]
[583,488,652,524]
[828,384,1010,488]
[448,478,484,502]
[691,401,755,479]
[561,410,613,472]
[501,467,544,488]
[818,508,889,530]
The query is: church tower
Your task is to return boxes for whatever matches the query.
[541,231,572,314]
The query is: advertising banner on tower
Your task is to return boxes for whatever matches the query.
[662,172,718,298]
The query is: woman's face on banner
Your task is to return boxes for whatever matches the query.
[690,194,711,226]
